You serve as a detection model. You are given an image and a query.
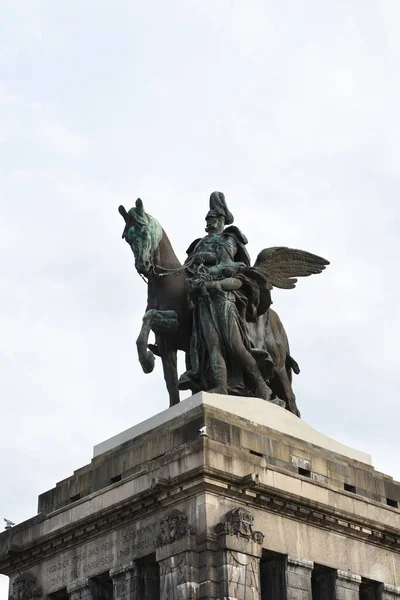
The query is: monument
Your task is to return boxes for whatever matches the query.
[1,193,399,600]
[118,192,328,415]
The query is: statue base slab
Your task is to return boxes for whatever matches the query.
[93,391,371,464]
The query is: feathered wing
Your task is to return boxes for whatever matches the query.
[253,247,329,290]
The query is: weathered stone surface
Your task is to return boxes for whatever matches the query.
[154,510,198,600]
[286,557,313,600]
[216,508,264,600]
[9,572,42,600]
[382,584,400,600]
[1,394,400,599]
[335,571,361,600]
[156,509,196,547]
[38,395,397,520]
[93,393,371,464]
[67,579,96,600]
[110,561,140,600]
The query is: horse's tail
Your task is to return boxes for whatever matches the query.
[286,353,300,375]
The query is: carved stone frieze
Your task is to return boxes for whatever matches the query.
[215,507,264,544]
[156,509,196,547]
[10,573,42,600]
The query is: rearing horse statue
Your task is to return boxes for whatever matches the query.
[119,199,191,406]
[118,198,320,417]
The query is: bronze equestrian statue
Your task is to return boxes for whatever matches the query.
[118,192,329,417]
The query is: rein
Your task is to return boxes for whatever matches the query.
[151,256,194,278]
[138,257,193,284]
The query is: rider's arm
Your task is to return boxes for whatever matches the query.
[204,277,242,291]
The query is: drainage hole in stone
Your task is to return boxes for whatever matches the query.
[344,483,357,494]
[298,467,312,477]
[386,498,398,508]
[249,449,264,457]
[110,474,122,484]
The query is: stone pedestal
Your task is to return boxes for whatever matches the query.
[335,571,361,600]
[1,393,400,600]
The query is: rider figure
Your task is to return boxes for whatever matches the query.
[178,191,273,400]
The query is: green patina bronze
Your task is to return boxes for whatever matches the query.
[119,199,162,275]
[118,192,329,416]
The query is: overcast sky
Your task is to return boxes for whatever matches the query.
[2,1,400,597]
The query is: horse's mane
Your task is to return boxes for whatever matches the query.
[143,212,163,253]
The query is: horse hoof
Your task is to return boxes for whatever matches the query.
[141,351,155,374]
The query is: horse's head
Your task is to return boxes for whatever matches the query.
[118,198,162,277]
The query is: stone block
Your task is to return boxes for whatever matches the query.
[382,584,400,600]
[198,579,219,600]
[335,571,361,600]
[286,557,313,600]
[218,535,263,559]
[110,561,140,600]
[219,553,261,600]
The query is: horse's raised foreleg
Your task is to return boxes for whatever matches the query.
[136,309,180,375]
[136,310,156,374]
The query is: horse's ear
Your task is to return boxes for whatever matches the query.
[135,198,145,215]
[118,205,128,223]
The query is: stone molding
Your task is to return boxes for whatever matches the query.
[335,570,361,600]
[10,572,42,600]
[287,556,313,570]
[250,486,400,551]
[109,560,139,579]
[382,584,400,599]
[2,466,400,576]
[66,579,95,600]
[336,571,361,584]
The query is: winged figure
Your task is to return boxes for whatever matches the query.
[253,246,329,290]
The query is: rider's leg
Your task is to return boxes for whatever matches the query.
[205,324,228,395]
[229,326,271,400]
